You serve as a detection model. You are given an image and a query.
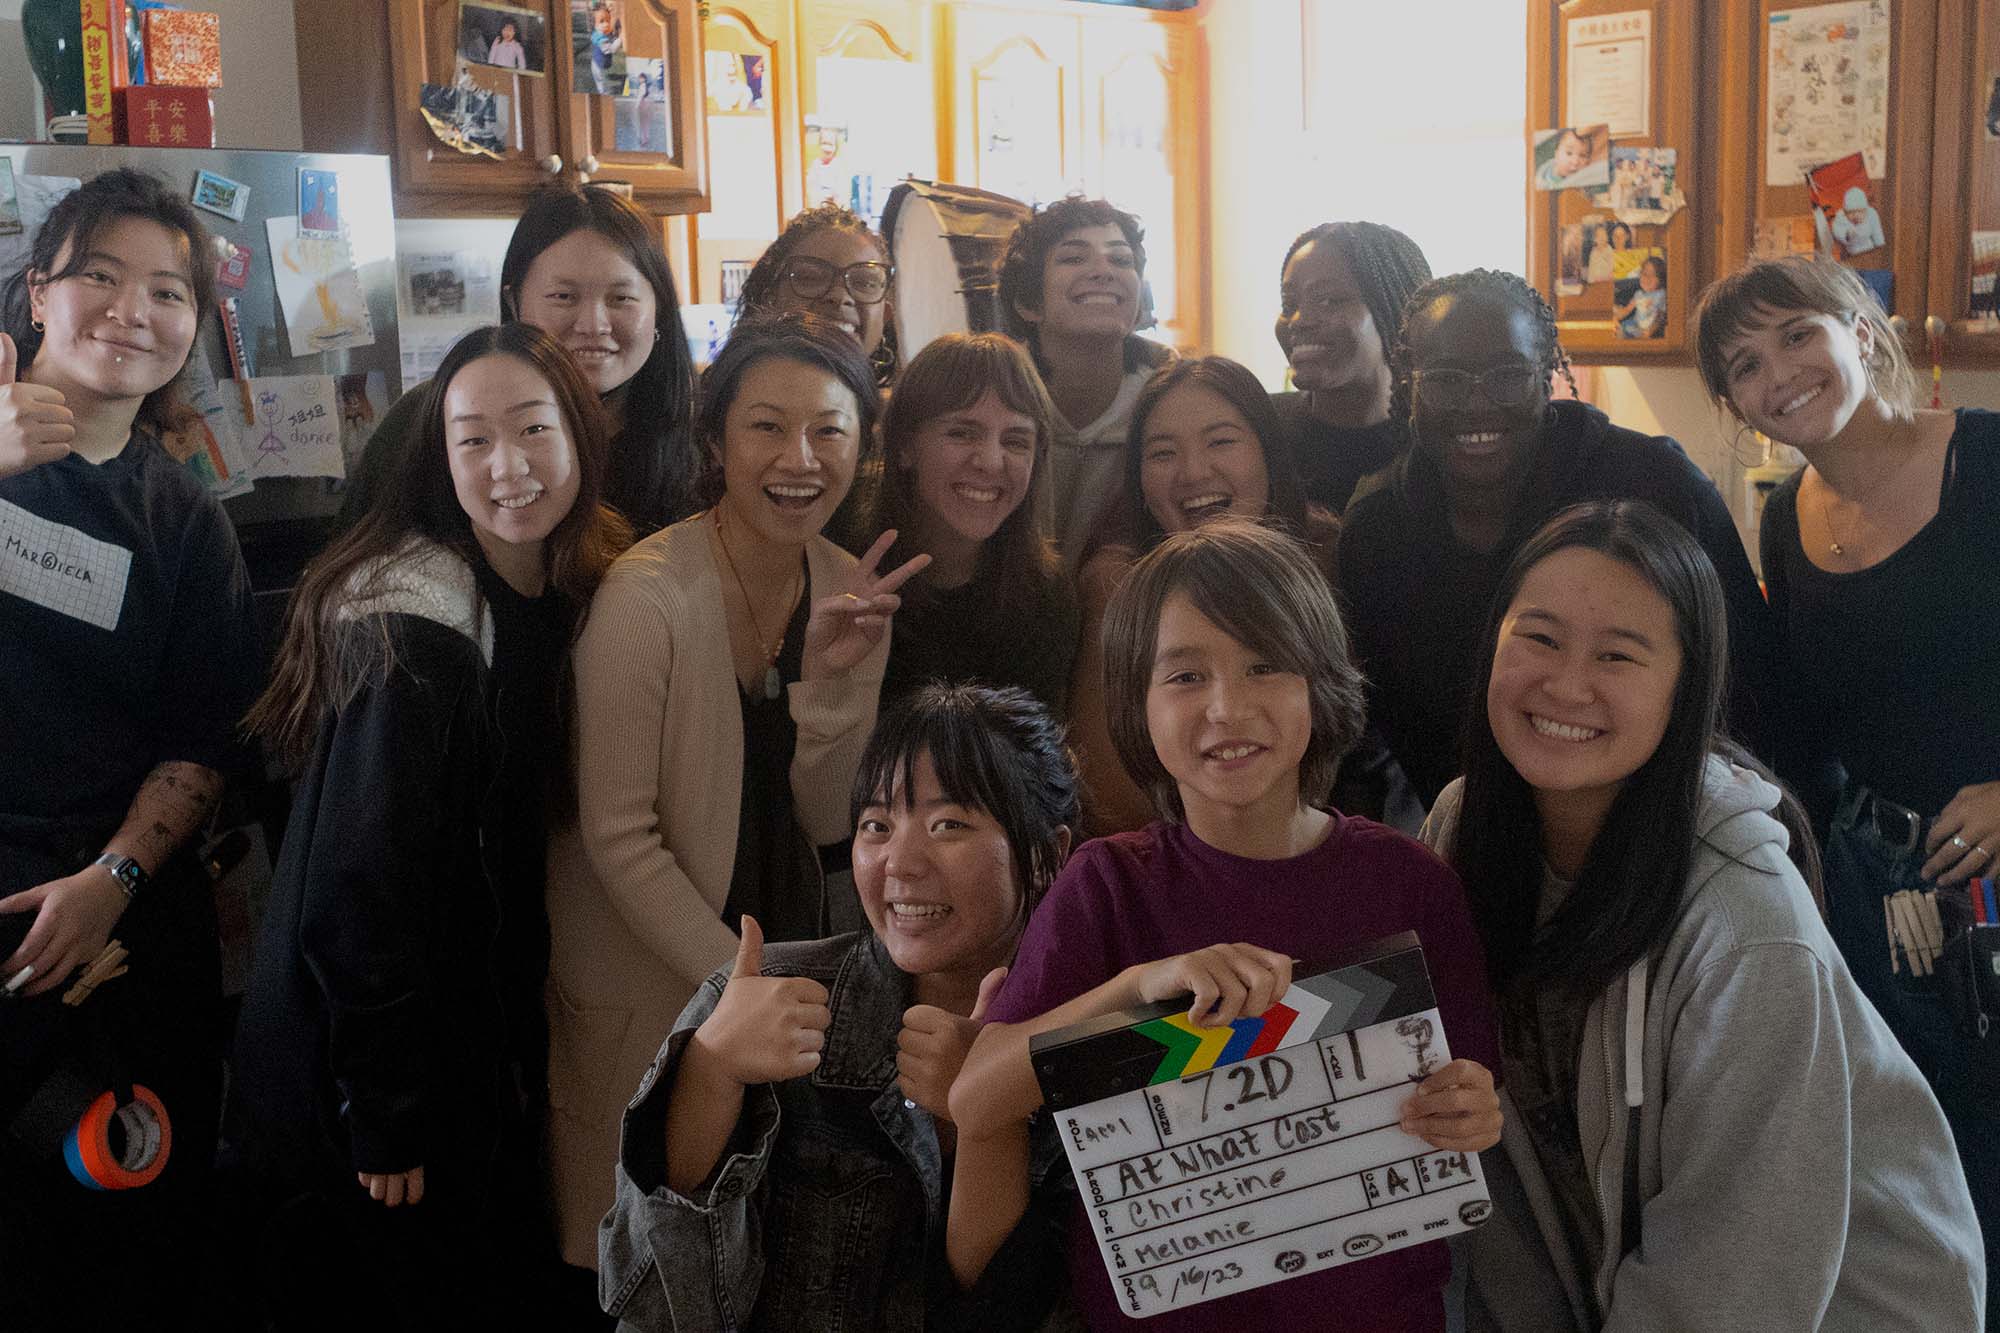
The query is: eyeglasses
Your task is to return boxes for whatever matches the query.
[781,256,892,305]
[1411,364,1546,410]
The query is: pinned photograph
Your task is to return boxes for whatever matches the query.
[1805,152,1884,260]
[1973,231,2000,323]
[419,81,514,159]
[616,59,670,152]
[1557,222,1586,296]
[0,160,20,238]
[1531,124,1611,191]
[706,52,766,114]
[1590,146,1686,226]
[1613,253,1668,340]
[1985,72,1999,140]
[190,168,249,223]
[1576,213,1625,285]
[459,1,546,76]
[574,0,626,95]
[1752,216,1816,261]
[297,169,341,240]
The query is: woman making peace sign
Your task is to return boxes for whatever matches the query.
[544,313,928,1270]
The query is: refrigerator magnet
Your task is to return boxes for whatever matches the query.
[297,168,341,240]
[190,169,248,223]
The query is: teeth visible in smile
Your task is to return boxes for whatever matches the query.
[889,902,951,919]
[953,484,1002,503]
[1181,494,1231,512]
[495,491,542,509]
[1457,431,1503,445]
[1207,744,1259,761]
[570,348,614,360]
[1776,385,1823,416]
[1531,715,1603,743]
[834,320,858,335]
[1076,293,1121,306]
[767,484,823,499]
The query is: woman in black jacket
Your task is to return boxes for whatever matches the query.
[232,324,629,1329]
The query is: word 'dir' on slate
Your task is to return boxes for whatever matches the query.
[1030,933,1491,1318]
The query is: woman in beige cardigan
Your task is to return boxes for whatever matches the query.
[545,313,928,1272]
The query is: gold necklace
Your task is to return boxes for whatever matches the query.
[1815,479,1853,557]
[712,507,801,700]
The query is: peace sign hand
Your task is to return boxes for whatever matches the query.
[0,334,76,482]
[802,530,930,681]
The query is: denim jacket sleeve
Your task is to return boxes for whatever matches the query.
[599,971,785,1331]
[935,1112,1078,1332]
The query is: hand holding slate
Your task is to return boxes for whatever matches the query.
[1133,942,1294,1028]
[897,966,1007,1120]
[1398,1057,1502,1152]
[0,333,77,481]
[694,916,832,1085]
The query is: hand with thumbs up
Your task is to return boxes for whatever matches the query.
[896,966,1008,1121]
[691,916,833,1087]
[0,333,77,481]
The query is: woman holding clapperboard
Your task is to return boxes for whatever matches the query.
[596,684,1080,1329]
[1423,501,1982,1329]
[950,519,1503,1331]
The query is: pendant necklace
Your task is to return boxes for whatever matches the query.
[1816,479,1852,557]
[713,508,801,700]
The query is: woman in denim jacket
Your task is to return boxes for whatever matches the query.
[600,684,1079,1330]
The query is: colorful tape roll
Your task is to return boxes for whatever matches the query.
[62,1085,171,1191]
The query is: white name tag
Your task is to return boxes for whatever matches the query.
[1032,935,1490,1319]
[0,498,134,632]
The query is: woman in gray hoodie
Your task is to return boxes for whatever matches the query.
[1423,500,1982,1331]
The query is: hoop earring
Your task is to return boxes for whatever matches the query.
[30,318,44,333]
[1729,421,1771,469]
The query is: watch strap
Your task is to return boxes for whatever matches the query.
[91,853,147,902]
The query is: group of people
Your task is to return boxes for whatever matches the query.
[2,166,1996,1331]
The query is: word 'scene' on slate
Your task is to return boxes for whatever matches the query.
[1031,932,1492,1319]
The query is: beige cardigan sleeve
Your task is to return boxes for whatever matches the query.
[573,560,741,981]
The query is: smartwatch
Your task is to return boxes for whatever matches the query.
[92,853,149,902]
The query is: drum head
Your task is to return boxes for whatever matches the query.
[885,181,1032,363]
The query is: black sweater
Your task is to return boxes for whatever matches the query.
[1337,400,1779,806]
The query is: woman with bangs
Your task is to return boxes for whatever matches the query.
[1695,255,2000,1320]
[854,331,1078,717]
[1070,355,1336,834]
[597,684,1079,1331]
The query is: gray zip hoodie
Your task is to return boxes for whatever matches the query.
[1426,757,1984,1331]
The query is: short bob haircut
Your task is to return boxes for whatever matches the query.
[0,167,216,438]
[997,197,1155,359]
[1692,254,1918,415]
[1100,518,1366,822]
[875,332,1060,613]
[693,311,881,506]
[851,682,1080,924]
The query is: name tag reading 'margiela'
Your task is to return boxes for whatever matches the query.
[1029,932,1490,1319]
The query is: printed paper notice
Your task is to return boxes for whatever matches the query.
[1032,935,1489,1319]
[265,216,377,357]
[1767,0,1892,186]
[1567,11,1651,138]
[229,374,346,479]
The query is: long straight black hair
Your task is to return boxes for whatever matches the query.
[1452,501,1820,999]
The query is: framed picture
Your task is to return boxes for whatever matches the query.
[459,1,547,77]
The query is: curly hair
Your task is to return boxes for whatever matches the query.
[1387,268,1578,461]
[737,203,897,385]
[996,197,1154,364]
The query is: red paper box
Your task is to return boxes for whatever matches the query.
[114,85,216,148]
[142,10,221,89]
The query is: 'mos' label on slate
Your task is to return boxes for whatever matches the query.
[0,498,133,632]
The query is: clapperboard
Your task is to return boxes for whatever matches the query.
[1030,932,1490,1319]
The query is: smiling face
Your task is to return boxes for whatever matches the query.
[908,388,1037,549]
[771,227,889,358]
[1138,382,1271,534]
[27,215,198,406]
[1487,547,1681,813]
[1404,291,1549,498]
[1638,261,1663,293]
[714,355,861,547]
[1553,132,1589,177]
[853,752,1023,982]
[1275,238,1387,396]
[511,228,658,396]
[1717,305,1875,452]
[1020,223,1141,344]
[1145,591,1313,836]
[443,353,582,563]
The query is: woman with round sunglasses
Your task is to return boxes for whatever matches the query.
[1336,269,1779,810]
[735,203,896,385]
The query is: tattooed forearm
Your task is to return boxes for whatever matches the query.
[109,762,225,872]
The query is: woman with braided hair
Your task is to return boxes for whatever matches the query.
[1272,221,1433,512]
[1336,269,1779,808]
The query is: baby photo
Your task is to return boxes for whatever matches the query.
[1532,124,1611,191]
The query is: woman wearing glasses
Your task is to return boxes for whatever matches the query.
[1336,269,1778,808]
[735,203,896,385]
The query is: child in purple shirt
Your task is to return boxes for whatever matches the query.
[946,519,1502,1331]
